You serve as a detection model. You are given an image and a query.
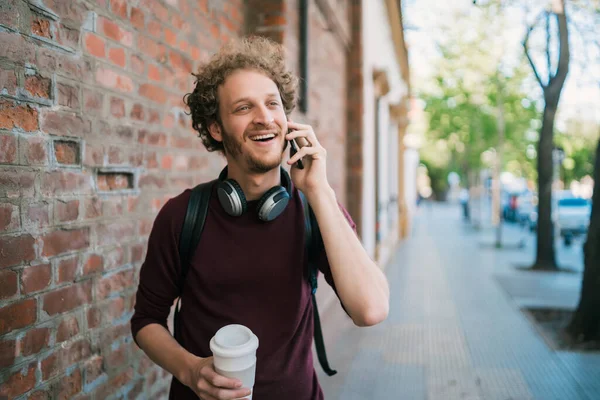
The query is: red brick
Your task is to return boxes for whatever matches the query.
[56,315,80,342]
[58,83,80,109]
[94,367,133,399]
[103,246,126,271]
[130,243,145,263]
[24,203,50,228]
[105,343,128,369]
[130,53,145,75]
[57,256,78,283]
[32,18,52,38]
[54,368,82,400]
[141,0,168,20]
[138,173,166,189]
[41,170,91,196]
[29,390,51,399]
[148,64,161,81]
[84,33,106,58]
[0,339,16,368]
[108,46,126,68]
[0,100,39,131]
[111,0,128,19]
[101,197,124,218]
[0,234,36,269]
[96,221,136,247]
[97,173,132,191]
[96,68,134,92]
[84,197,102,220]
[20,327,50,356]
[87,306,101,329]
[41,339,91,380]
[0,363,36,398]
[148,20,163,40]
[0,32,36,65]
[0,202,19,232]
[139,83,167,103]
[99,17,133,46]
[168,50,192,72]
[0,69,17,95]
[136,35,166,61]
[165,28,176,45]
[25,74,52,99]
[0,298,37,335]
[108,145,124,164]
[161,154,172,169]
[41,228,90,257]
[54,141,80,165]
[83,90,104,115]
[95,269,135,300]
[55,24,80,49]
[110,97,126,118]
[130,7,145,30]
[21,135,48,165]
[83,254,103,275]
[21,263,52,294]
[130,103,144,120]
[42,281,93,315]
[0,134,17,163]
[83,143,103,167]
[41,110,91,137]
[0,270,18,299]
[84,355,104,384]
[55,199,80,224]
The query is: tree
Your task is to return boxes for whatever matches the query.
[522,0,570,270]
[567,138,600,342]
[566,0,600,343]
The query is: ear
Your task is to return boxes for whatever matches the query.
[208,120,223,143]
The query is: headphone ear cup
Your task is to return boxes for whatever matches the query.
[217,179,247,217]
[256,186,290,222]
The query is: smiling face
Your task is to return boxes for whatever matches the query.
[209,69,289,174]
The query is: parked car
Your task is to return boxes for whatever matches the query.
[516,192,536,225]
[556,197,592,246]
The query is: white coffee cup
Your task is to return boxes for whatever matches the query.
[209,324,259,400]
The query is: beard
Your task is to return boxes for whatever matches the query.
[220,124,287,174]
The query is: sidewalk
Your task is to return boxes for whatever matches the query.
[317,202,600,400]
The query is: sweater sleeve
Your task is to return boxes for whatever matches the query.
[130,190,190,346]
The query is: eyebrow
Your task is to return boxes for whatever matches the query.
[231,93,279,106]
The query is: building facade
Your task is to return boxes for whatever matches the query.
[0,0,410,398]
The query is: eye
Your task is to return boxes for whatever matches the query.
[236,105,250,112]
[269,101,280,107]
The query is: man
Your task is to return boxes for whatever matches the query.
[131,36,389,400]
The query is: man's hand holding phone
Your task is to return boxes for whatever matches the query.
[286,120,330,197]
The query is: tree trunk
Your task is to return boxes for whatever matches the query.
[567,139,600,341]
[525,6,569,270]
[532,104,558,269]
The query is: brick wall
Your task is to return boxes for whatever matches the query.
[0,0,353,399]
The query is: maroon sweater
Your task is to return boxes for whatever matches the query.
[131,182,355,399]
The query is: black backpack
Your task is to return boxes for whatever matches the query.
[174,180,337,376]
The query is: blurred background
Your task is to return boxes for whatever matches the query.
[0,0,599,399]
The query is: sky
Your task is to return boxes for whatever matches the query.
[402,0,600,128]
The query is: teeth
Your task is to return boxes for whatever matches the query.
[251,134,275,141]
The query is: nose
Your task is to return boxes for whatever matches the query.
[252,104,274,127]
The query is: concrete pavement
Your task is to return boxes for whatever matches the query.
[317,202,600,400]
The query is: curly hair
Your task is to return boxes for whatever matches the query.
[183,36,299,153]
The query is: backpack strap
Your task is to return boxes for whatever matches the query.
[174,180,215,339]
[299,191,337,376]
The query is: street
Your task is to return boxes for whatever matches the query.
[317,202,600,400]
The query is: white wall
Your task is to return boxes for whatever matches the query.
[361,0,409,259]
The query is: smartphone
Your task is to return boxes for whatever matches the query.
[288,131,304,170]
